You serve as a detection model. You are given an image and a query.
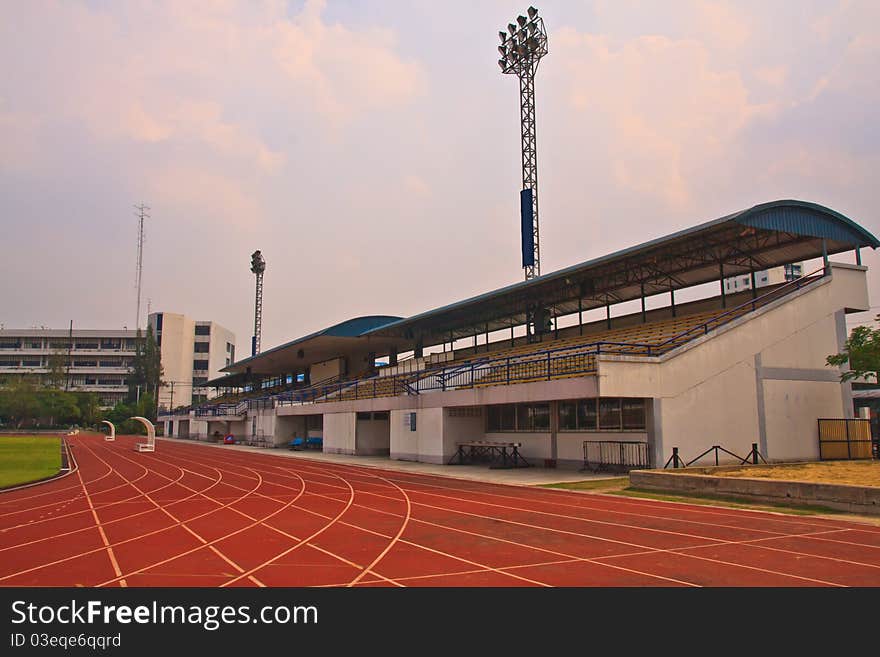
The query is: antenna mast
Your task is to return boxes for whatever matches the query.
[134,203,150,330]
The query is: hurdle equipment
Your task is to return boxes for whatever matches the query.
[101,420,116,442]
[130,416,156,452]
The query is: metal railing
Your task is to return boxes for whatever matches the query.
[664,443,768,469]
[214,270,828,410]
[581,440,651,472]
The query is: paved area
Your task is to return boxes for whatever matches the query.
[159,437,609,486]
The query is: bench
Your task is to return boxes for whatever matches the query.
[289,437,323,451]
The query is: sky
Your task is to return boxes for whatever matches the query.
[1,0,878,351]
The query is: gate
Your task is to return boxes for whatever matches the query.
[818,419,876,460]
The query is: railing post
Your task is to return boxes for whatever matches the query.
[751,442,759,465]
[506,357,511,385]
[672,447,681,468]
[547,351,551,380]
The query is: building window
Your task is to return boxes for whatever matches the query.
[487,403,550,432]
[194,342,209,353]
[192,377,207,385]
[193,359,209,371]
[559,398,646,432]
[194,325,211,336]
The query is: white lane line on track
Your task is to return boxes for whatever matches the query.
[93,444,400,588]
[164,446,691,587]
[182,448,851,586]
[75,464,126,587]
[86,441,265,587]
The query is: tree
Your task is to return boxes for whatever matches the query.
[0,377,40,428]
[44,348,69,390]
[39,389,81,426]
[826,316,880,382]
[128,324,163,410]
[75,392,101,427]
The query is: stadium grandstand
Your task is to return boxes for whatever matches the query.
[160,200,878,469]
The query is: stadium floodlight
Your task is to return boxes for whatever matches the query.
[497,7,549,280]
[250,250,266,356]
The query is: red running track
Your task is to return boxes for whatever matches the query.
[2,433,880,587]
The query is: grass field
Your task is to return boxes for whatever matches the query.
[0,435,62,488]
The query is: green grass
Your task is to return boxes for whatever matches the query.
[0,436,62,488]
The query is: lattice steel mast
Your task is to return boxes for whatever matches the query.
[250,250,266,356]
[498,7,548,280]
[134,204,150,329]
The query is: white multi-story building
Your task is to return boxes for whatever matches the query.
[148,312,235,411]
[0,328,138,406]
[724,263,803,294]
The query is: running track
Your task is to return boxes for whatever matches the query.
[2,434,880,587]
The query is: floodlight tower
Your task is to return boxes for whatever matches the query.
[250,250,266,356]
[498,6,548,280]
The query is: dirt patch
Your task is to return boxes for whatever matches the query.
[710,460,880,487]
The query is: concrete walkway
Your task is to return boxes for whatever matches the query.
[158,437,614,486]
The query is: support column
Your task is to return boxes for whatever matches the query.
[640,283,646,323]
[670,287,676,318]
[720,263,726,308]
[578,298,583,336]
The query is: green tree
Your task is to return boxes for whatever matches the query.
[0,377,40,428]
[826,316,880,382]
[38,389,81,426]
[44,348,69,390]
[128,324,163,412]
[75,392,101,427]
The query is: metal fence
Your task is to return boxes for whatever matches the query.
[818,418,876,460]
[581,440,651,472]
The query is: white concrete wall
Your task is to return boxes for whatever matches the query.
[390,408,446,463]
[154,313,195,409]
[324,412,356,454]
[442,409,485,463]
[598,263,869,465]
[485,432,552,462]
[356,417,391,455]
[762,380,842,461]
[247,410,276,444]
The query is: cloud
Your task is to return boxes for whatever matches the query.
[554,29,772,207]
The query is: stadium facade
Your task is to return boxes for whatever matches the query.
[161,201,878,469]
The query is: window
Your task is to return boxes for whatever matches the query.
[577,399,597,431]
[194,325,211,336]
[155,313,163,331]
[487,403,549,432]
[559,401,577,431]
[193,360,209,371]
[622,399,647,430]
[356,412,371,421]
[599,399,622,430]
[75,342,99,350]
[194,342,209,353]
[192,377,207,385]
[22,360,40,367]
[559,398,645,432]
